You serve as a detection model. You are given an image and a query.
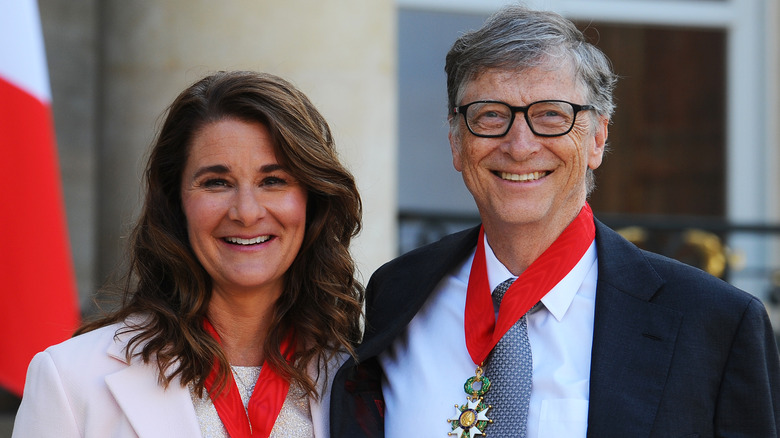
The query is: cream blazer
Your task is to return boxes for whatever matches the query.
[12,319,343,437]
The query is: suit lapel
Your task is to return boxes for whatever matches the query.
[105,329,202,438]
[587,221,683,437]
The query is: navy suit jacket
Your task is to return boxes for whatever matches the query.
[330,220,780,437]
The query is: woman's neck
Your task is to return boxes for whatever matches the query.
[206,289,279,366]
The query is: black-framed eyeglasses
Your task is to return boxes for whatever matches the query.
[453,99,595,138]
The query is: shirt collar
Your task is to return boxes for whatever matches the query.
[484,233,597,322]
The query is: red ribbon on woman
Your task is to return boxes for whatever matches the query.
[203,319,295,437]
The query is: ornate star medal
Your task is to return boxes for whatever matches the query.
[447,366,492,438]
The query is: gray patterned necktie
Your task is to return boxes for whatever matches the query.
[485,278,533,437]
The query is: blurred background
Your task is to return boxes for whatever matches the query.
[2,0,779,434]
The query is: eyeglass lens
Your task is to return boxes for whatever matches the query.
[465,101,577,137]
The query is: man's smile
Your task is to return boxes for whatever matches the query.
[494,170,550,182]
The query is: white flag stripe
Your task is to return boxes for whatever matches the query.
[0,0,52,102]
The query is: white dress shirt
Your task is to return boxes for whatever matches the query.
[379,235,598,438]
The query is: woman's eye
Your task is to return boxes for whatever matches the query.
[202,178,229,188]
[262,176,286,187]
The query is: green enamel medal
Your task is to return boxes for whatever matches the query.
[447,366,492,437]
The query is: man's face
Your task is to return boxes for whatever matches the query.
[449,64,608,236]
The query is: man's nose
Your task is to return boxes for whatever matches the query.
[501,113,542,158]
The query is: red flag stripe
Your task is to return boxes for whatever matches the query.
[0,75,79,395]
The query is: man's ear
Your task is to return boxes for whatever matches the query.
[588,116,609,170]
[449,129,464,172]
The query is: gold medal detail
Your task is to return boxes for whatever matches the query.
[448,366,492,437]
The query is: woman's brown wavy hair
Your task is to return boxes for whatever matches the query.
[77,71,364,398]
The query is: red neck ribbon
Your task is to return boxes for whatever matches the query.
[203,319,295,438]
[465,203,595,365]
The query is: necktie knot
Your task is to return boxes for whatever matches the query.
[492,278,515,306]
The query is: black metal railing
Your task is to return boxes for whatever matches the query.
[399,210,780,344]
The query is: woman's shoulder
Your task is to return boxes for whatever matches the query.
[46,321,122,355]
[304,349,349,391]
[44,315,150,368]
[17,316,174,437]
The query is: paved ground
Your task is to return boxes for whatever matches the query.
[0,390,18,437]
[0,414,13,438]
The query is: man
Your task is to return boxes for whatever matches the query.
[331,5,780,438]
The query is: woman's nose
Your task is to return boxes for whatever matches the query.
[228,187,265,225]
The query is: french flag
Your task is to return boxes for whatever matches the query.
[0,0,79,397]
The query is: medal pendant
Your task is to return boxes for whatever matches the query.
[447,366,492,438]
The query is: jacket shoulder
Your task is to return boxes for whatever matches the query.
[595,219,757,310]
[45,322,126,363]
[360,226,479,357]
[371,226,479,282]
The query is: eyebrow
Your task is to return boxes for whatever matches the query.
[191,163,285,179]
[260,164,284,173]
[192,165,229,180]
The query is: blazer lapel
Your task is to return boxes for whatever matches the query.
[587,221,683,437]
[105,330,202,438]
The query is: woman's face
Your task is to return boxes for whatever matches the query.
[180,118,307,298]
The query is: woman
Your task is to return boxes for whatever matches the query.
[13,71,364,437]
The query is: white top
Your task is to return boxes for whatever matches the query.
[189,366,314,438]
[379,235,598,438]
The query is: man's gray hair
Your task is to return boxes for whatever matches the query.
[445,5,617,120]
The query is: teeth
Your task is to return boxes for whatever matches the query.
[224,235,271,245]
[500,171,546,182]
